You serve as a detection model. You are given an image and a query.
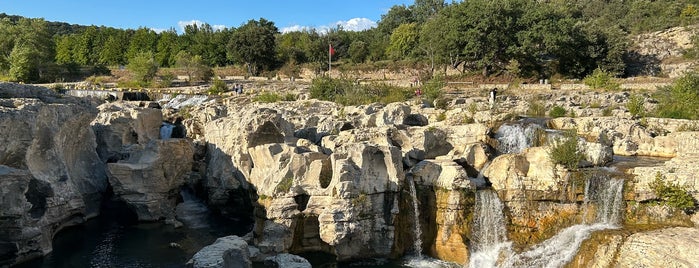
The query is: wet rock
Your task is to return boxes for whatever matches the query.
[263,253,311,268]
[187,235,251,268]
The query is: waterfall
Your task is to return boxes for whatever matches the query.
[160,123,174,140]
[468,176,625,268]
[408,177,423,257]
[495,124,543,154]
[468,190,510,268]
[175,188,210,229]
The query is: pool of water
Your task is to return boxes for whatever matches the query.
[16,198,253,268]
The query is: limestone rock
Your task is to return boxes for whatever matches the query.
[187,235,251,268]
[0,86,106,266]
[410,159,471,190]
[616,227,699,267]
[92,102,164,162]
[263,253,312,268]
[107,139,193,221]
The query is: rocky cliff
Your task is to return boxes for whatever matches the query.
[0,83,107,266]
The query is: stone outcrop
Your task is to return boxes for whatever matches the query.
[263,253,312,268]
[187,235,252,268]
[615,227,699,267]
[0,85,107,266]
[92,102,164,162]
[107,139,194,221]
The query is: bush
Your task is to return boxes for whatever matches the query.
[549,105,567,118]
[650,172,696,212]
[653,72,699,119]
[310,77,412,105]
[208,78,227,95]
[422,75,446,106]
[254,92,282,103]
[602,106,615,116]
[309,76,353,102]
[547,130,583,170]
[527,101,546,117]
[626,94,646,118]
[583,67,620,91]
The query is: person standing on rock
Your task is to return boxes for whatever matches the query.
[489,88,497,109]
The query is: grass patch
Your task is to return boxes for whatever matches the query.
[527,100,546,117]
[549,105,567,118]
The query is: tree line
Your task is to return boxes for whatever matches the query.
[1,0,699,83]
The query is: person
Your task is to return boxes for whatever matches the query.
[415,88,422,97]
[489,88,497,109]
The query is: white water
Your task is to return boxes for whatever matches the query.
[408,177,423,257]
[175,188,210,229]
[470,161,492,188]
[468,177,625,268]
[160,123,174,139]
[495,124,543,154]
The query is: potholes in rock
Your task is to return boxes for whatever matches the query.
[25,179,53,219]
[318,159,333,189]
[293,194,311,212]
[249,121,284,147]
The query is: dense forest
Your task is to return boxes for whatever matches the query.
[2,0,699,84]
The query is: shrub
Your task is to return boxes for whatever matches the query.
[583,67,620,91]
[422,75,446,106]
[309,76,353,102]
[282,93,297,101]
[436,112,447,121]
[602,106,615,116]
[677,122,699,132]
[547,130,583,170]
[208,78,227,95]
[549,105,567,118]
[527,101,546,117]
[309,77,412,106]
[626,94,646,118]
[653,72,699,119]
[275,177,294,194]
[254,92,282,103]
[649,172,696,212]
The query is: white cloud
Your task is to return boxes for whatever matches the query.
[177,20,228,33]
[334,18,377,32]
[280,17,377,34]
[281,25,311,34]
[150,28,168,33]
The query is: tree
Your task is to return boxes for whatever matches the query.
[125,27,157,61]
[387,23,418,59]
[410,0,445,24]
[227,18,278,76]
[99,30,129,66]
[127,51,158,84]
[9,43,36,82]
[376,4,413,36]
[155,28,179,67]
[348,40,368,63]
[175,50,213,84]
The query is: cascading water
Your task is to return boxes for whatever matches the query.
[175,188,211,229]
[495,123,544,154]
[408,177,423,258]
[468,175,625,268]
[160,122,174,139]
[468,190,510,268]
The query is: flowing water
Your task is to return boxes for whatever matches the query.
[494,123,544,154]
[407,177,423,258]
[468,175,625,268]
[160,123,174,139]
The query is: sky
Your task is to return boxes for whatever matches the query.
[2,0,415,33]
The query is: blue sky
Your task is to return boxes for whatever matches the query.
[3,0,414,33]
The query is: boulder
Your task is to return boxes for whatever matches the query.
[187,235,252,268]
[263,253,312,268]
[107,139,193,221]
[92,102,164,162]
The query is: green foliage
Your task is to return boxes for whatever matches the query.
[157,72,175,88]
[547,130,583,170]
[549,105,567,118]
[653,72,699,119]
[282,93,297,101]
[583,68,620,90]
[348,41,369,63]
[227,18,278,76]
[422,75,445,106]
[176,51,213,84]
[310,77,413,105]
[387,23,418,59]
[208,77,227,94]
[649,172,697,212]
[275,177,294,194]
[127,51,158,83]
[527,100,546,117]
[626,94,646,118]
[253,92,282,103]
[436,112,446,121]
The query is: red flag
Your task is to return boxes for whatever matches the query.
[329,44,335,56]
